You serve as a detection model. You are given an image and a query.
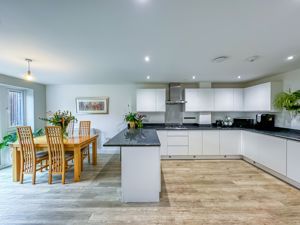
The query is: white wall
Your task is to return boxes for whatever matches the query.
[46,84,137,153]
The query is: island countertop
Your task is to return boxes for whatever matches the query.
[103,128,161,147]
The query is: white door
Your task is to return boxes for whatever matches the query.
[155,89,166,112]
[136,89,156,112]
[220,131,241,155]
[233,89,244,111]
[199,89,214,111]
[203,131,220,155]
[214,89,234,111]
[185,89,201,112]
[188,131,203,155]
[287,140,300,183]
[241,131,260,162]
[157,131,168,156]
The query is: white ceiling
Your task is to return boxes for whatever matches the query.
[0,0,300,84]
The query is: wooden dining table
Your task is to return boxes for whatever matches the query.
[10,134,98,182]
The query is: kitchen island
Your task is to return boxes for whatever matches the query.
[103,128,161,203]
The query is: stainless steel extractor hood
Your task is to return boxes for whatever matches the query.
[166,83,187,104]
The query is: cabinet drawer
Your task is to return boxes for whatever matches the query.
[167,136,188,146]
[168,146,189,155]
[167,131,188,136]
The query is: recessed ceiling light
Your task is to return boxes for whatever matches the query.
[144,56,150,62]
[192,76,196,80]
[146,75,150,80]
[212,56,229,63]
[237,75,241,79]
[286,55,294,61]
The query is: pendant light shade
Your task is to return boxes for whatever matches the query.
[24,58,33,81]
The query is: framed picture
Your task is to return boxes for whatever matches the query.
[76,97,109,114]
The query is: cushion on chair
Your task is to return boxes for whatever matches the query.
[36,151,48,159]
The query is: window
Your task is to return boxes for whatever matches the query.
[8,90,25,127]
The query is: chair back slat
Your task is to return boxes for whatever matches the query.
[79,121,91,137]
[45,126,65,173]
[67,120,74,137]
[17,126,36,173]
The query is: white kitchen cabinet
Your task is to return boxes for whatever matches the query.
[185,89,201,112]
[167,146,189,155]
[241,131,260,162]
[203,131,220,155]
[233,88,244,111]
[157,131,168,156]
[220,131,241,155]
[214,89,234,111]
[243,82,281,112]
[185,89,214,112]
[155,89,166,112]
[136,89,166,112]
[188,131,203,155]
[199,89,214,111]
[287,140,300,183]
[242,131,286,175]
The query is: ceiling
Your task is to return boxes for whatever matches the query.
[0,0,300,84]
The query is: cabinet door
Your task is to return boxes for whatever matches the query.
[220,131,241,155]
[155,89,166,112]
[258,135,286,175]
[214,89,234,111]
[287,140,300,183]
[241,131,260,162]
[185,89,201,112]
[233,89,244,111]
[167,146,189,155]
[157,131,168,156]
[136,89,156,112]
[244,83,271,111]
[188,131,203,155]
[203,131,220,155]
[199,89,214,111]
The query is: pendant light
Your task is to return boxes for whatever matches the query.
[24,58,33,81]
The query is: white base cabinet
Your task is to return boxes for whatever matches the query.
[220,131,241,155]
[188,131,203,155]
[242,131,286,175]
[157,131,167,156]
[287,140,300,183]
[203,131,220,155]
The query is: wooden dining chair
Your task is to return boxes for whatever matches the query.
[67,120,75,137]
[79,121,91,168]
[16,126,48,185]
[45,126,74,184]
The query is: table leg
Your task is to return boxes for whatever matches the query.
[73,146,82,182]
[12,147,21,182]
[92,139,97,165]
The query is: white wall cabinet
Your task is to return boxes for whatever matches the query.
[136,89,166,112]
[188,131,203,155]
[287,140,300,183]
[233,88,244,111]
[214,89,234,111]
[220,131,241,155]
[203,131,220,155]
[185,89,201,112]
[243,82,281,112]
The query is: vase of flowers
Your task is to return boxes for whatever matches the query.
[40,110,77,137]
[124,112,146,129]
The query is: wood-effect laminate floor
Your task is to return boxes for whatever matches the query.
[0,154,299,225]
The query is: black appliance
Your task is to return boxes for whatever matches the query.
[233,118,254,128]
[255,114,275,130]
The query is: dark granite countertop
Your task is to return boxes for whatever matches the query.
[103,128,160,147]
[143,123,300,142]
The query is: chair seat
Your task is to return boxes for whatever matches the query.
[36,151,48,159]
[65,152,74,161]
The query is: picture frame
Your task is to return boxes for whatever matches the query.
[76,97,109,114]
